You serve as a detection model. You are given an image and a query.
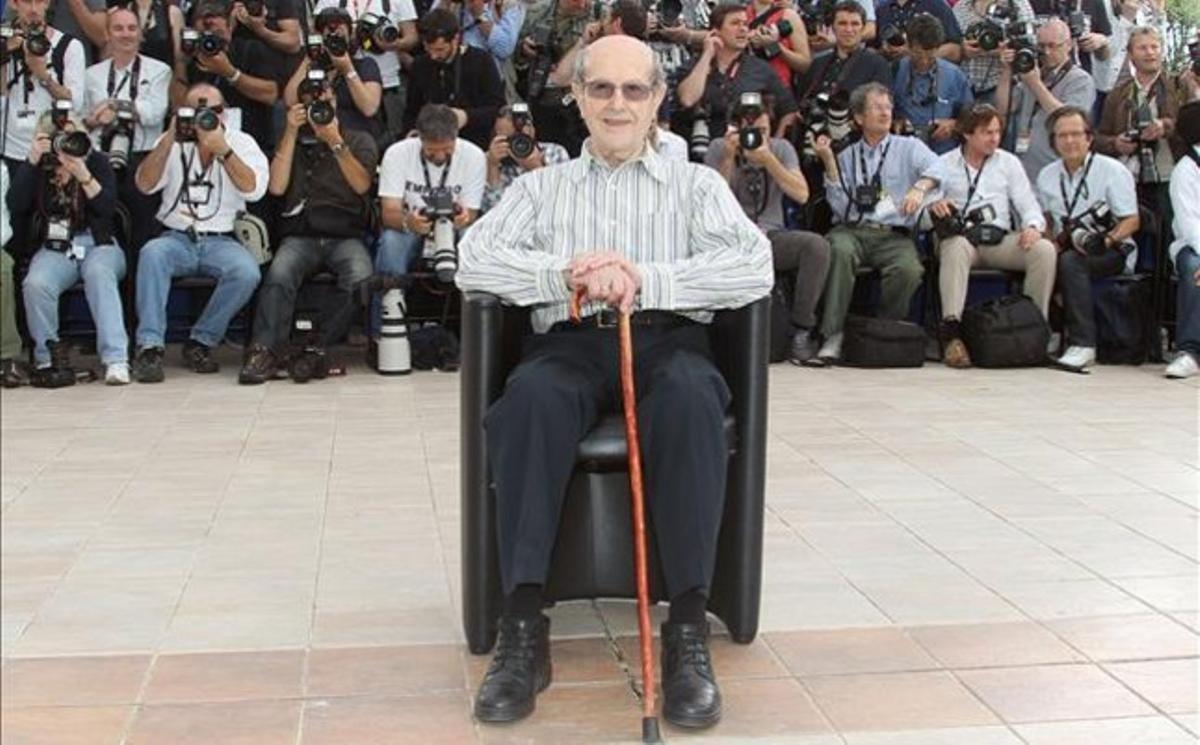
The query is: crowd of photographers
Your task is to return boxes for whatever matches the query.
[0,0,1198,389]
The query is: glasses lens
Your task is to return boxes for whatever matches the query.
[621,83,651,101]
[585,81,615,99]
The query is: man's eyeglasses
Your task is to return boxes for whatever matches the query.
[582,79,654,102]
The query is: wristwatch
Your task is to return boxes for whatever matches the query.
[215,148,232,164]
[330,141,347,155]
[227,69,242,85]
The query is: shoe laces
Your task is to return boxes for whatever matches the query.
[667,630,713,675]
[490,620,541,670]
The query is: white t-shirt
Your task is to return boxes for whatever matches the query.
[0,28,86,160]
[148,129,270,233]
[379,137,487,212]
[83,54,172,153]
[1037,152,1138,273]
[312,0,416,89]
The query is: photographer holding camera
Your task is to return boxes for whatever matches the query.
[745,0,812,91]
[792,1,891,110]
[677,3,798,158]
[482,103,569,212]
[131,83,268,382]
[82,7,171,252]
[1095,27,1186,208]
[1028,0,1111,76]
[953,0,1035,103]
[434,0,526,72]
[230,0,303,55]
[1,0,85,167]
[239,91,377,384]
[405,9,507,150]
[995,18,1095,183]
[875,0,962,62]
[7,110,126,386]
[812,82,943,365]
[511,0,591,154]
[930,104,1056,368]
[891,13,974,154]
[708,91,832,364]
[179,0,280,153]
[284,8,383,136]
[1036,105,1139,371]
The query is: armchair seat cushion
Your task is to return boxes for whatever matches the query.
[576,414,738,473]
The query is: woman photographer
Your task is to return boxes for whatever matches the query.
[7,111,127,386]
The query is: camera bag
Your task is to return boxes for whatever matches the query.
[1094,276,1154,365]
[841,315,926,368]
[233,211,271,264]
[961,294,1050,368]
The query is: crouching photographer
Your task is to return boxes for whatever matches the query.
[708,91,831,364]
[930,104,1056,368]
[239,93,378,384]
[7,108,127,386]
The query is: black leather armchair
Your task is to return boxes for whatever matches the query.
[460,293,770,655]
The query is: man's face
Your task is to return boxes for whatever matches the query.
[909,44,937,73]
[200,14,233,39]
[424,34,459,62]
[187,86,227,123]
[1128,35,1162,74]
[108,10,141,56]
[15,0,49,27]
[736,110,769,137]
[717,14,749,51]
[832,11,864,51]
[1052,113,1092,161]
[854,91,893,137]
[494,111,537,139]
[964,117,1002,157]
[573,46,663,156]
[422,137,457,165]
[1037,26,1070,69]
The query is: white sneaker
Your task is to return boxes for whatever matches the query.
[815,332,843,363]
[1056,346,1096,371]
[105,362,131,386]
[1165,352,1200,380]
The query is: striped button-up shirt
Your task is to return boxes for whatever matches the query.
[456,142,774,333]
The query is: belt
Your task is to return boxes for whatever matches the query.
[550,310,694,332]
[179,228,236,240]
[858,221,911,236]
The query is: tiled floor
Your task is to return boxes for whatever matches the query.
[2,349,1198,744]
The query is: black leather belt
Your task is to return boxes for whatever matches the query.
[181,228,235,241]
[551,310,695,332]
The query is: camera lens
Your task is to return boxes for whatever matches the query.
[1012,47,1036,74]
[200,33,224,56]
[507,132,535,160]
[195,108,220,132]
[308,100,335,126]
[739,127,763,150]
[53,131,92,158]
[325,34,348,57]
[25,32,51,57]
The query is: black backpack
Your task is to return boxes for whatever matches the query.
[1094,276,1154,365]
[961,295,1050,368]
[841,315,926,368]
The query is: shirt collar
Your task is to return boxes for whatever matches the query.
[570,139,669,184]
[859,133,891,154]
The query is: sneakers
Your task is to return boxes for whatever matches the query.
[239,344,279,385]
[1055,345,1096,371]
[104,362,131,386]
[1165,351,1199,380]
[134,347,165,383]
[788,328,820,366]
[804,332,842,367]
[182,340,220,374]
[0,358,29,388]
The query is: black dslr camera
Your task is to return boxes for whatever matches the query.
[180,28,226,57]
[506,102,537,160]
[355,13,399,54]
[244,0,266,17]
[797,0,834,34]
[305,32,348,70]
[24,24,52,57]
[755,19,793,60]
[798,88,853,163]
[298,68,335,129]
[41,101,91,172]
[1058,203,1117,256]
[933,203,1004,245]
[881,24,906,48]
[288,316,328,383]
[1124,102,1159,178]
[175,97,221,142]
[733,92,766,151]
[1066,10,1090,40]
[422,187,460,283]
[964,0,1014,51]
[1007,23,1038,75]
[102,101,136,171]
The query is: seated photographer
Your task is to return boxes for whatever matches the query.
[434,0,526,73]
[229,0,303,55]
[792,1,892,109]
[891,13,974,155]
[707,92,831,364]
[875,0,963,63]
[132,83,269,383]
[405,9,507,150]
[8,111,127,386]
[1165,100,1200,379]
[178,0,281,154]
[374,104,484,334]
[813,82,944,365]
[994,18,1095,183]
[745,0,812,91]
[677,4,798,152]
[1095,27,1186,208]
[547,0,649,90]
[1,0,86,168]
[1036,105,1139,372]
[953,0,1036,104]
[284,8,383,137]
[239,97,377,384]
[930,103,1056,368]
[82,6,172,252]
[510,0,590,154]
[482,103,570,212]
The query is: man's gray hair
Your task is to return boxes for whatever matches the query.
[571,43,666,90]
[1127,25,1162,50]
[849,82,892,117]
[416,104,460,141]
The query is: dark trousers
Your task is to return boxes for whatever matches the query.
[250,236,373,354]
[1057,247,1127,347]
[484,322,732,598]
[769,229,831,330]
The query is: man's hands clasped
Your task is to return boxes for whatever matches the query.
[566,252,642,314]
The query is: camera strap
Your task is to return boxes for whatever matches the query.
[1025,61,1073,131]
[856,138,891,193]
[960,151,989,215]
[106,55,142,103]
[421,152,453,194]
[906,59,940,111]
[802,47,854,101]
[1058,151,1094,222]
[711,51,745,100]
[746,5,780,31]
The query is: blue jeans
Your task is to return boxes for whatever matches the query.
[1176,247,1200,356]
[135,230,261,350]
[370,229,423,336]
[22,235,128,366]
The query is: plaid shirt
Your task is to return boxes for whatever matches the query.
[481,141,572,213]
[953,0,1036,95]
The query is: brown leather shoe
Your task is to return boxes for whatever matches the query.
[943,338,972,369]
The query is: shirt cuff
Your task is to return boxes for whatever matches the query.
[636,262,675,310]
[536,257,572,304]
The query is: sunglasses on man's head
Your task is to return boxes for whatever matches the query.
[581,80,654,102]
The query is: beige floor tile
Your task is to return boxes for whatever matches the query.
[997,579,1152,620]
[1172,713,1199,735]
[301,692,476,745]
[1047,614,1200,661]
[766,627,939,676]
[841,726,1024,744]
[1105,659,1199,714]
[0,705,133,745]
[466,636,626,687]
[907,621,1086,669]
[309,644,467,697]
[804,671,999,731]
[680,678,834,739]
[610,634,789,682]
[958,664,1156,723]
[142,649,305,704]
[1,654,150,707]
[474,682,640,744]
[1113,576,1200,613]
[125,700,302,745]
[1014,715,1200,744]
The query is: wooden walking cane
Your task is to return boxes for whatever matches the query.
[571,288,663,744]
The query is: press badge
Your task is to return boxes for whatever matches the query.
[1015,133,1031,154]
[187,181,213,206]
[68,242,87,261]
[46,220,72,245]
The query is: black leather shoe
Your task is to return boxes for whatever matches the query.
[474,614,552,723]
[661,621,722,728]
